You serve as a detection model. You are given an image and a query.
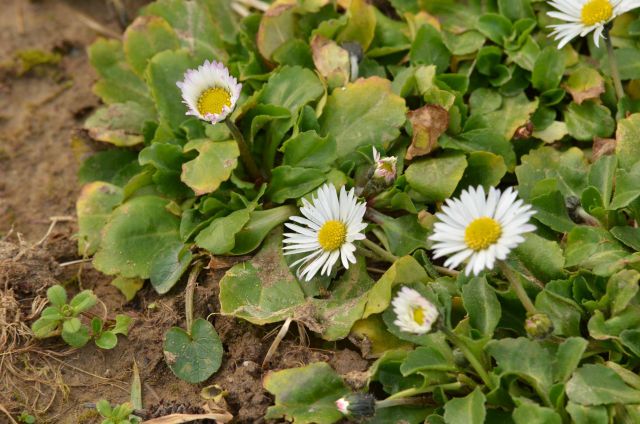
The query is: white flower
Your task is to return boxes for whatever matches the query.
[547,0,640,48]
[429,186,536,276]
[283,183,367,281]
[392,287,439,334]
[176,60,242,124]
[372,147,397,184]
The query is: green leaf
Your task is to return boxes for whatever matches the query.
[410,24,451,73]
[231,205,297,255]
[96,400,112,417]
[486,337,553,395]
[566,403,608,424]
[95,331,118,350]
[473,93,539,141]
[564,66,605,104]
[195,209,251,254]
[78,150,139,186]
[84,102,155,147]
[259,66,324,112]
[163,318,223,383]
[439,129,516,169]
[567,364,640,405]
[406,152,467,202]
[364,256,429,317]
[62,317,82,334]
[535,287,583,337]
[93,196,182,279]
[282,131,337,170]
[476,13,512,45]
[565,227,630,276]
[62,325,91,348]
[70,290,98,313]
[609,162,640,210]
[462,276,501,337]
[32,313,61,339]
[512,233,565,281]
[498,0,534,21]
[123,15,180,76]
[375,213,430,256]
[257,3,296,61]
[611,48,640,80]
[113,314,133,336]
[530,190,576,233]
[111,276,144,302]
[264,362,350,424]
[400,344,456,375]
[142,0,226,61]
[266,166,326,204]
[443,387,486,424]
[457,151,507,191]
[219,230,306,325]
[620,329,640,357]
[588,155,616,207]
[146,49,197,130]
[87,38,151,106]
[513,404,561,424]
[336,0,376,50]
[532,46,565,93]
[76,182,124,256]
[565,101,615,142]
[319,77,406,159]
[442,30,485,56]
[149,242,193,294]
[616,113,640,171]
[181,139,239,195]
[554,337,589,384]
[47,285,67,307]
[610,226,640,251]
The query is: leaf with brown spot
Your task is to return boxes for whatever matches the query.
[311,35,351,88]
[406,105,449,160]
[181,139,239,195]
[564,67,605,105]
[593,137,617,161]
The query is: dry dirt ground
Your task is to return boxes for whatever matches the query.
[0,1,367,422]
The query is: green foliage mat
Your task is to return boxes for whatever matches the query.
[75,0,640,421]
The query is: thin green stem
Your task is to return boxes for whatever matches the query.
[441,326,496,390]
[361,238,398,264]
[498,261,537,316]
[225,120,262,182]
[385,382,463,401]
[604,26,624,101]
[375,397,430,409]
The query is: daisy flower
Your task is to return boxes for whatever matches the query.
[283,184,367,281]
[429,186,536,276]
[176,60,242,124]
[547,0,640,48]
[372,147,397,184]
[392,286,439,334]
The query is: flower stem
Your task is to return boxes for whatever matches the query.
[361,238,398,264]
[497,261,537,316]
[384,382,463,401]
[604,26,624,101]
[441,326,496,390]
[226,120,263,182]
[185,261,203,332]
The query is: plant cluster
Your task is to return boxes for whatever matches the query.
[72,0,640,421]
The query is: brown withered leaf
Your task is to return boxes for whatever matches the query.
[406,105,449,160]
[592,137,617,161]
[143,411,233,423]
[563,67,605,105]
[311,35,351,88]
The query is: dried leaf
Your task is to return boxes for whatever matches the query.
[564,67,605,105]
[406,105,449,160]
[311,35,351,88]
[143,411,233,423]
[593,137,617,161]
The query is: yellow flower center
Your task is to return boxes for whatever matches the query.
[413,307,425,325]
[581,0,613,26]
[464,217,502,251]
[197,87,231,116]
[317,220,347,251]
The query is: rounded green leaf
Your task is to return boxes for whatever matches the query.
[443,387,486,424]
[565,101,615,142]
[62,317,82,334]
[95,331,118,350]
[70,290,98,313]
[149,242,193,294]
[62,325,91,348]
[123,15,180,76]
[195,209,251,254]
[47,285,67,307]
[76,182,124,256]
[93,196,182,279]
[163,318,223,384]
[181,139,239,195]
[405,152,467,202]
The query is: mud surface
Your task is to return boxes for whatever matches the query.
[0,1,369,422]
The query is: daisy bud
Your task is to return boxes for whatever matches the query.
[392,287,439,335]
[372,147,397,185]
[335,393,376,418]
[525,313,554,340]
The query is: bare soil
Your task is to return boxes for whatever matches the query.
[0,1,368,423]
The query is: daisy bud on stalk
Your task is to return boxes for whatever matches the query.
[525,313,555,340]
[335,393,376,418]
[360,147,397,197]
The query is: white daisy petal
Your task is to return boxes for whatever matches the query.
[391,287,439,334]
[545,0,638,48]
[430,185,536,276]
[283,183,367,281]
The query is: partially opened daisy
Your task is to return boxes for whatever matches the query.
[429,186,536,276]
[392,287,439,334]
[176,60,241,124]
[372,147,397,184]
[547,0,640,48]
[283,184,367,281]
